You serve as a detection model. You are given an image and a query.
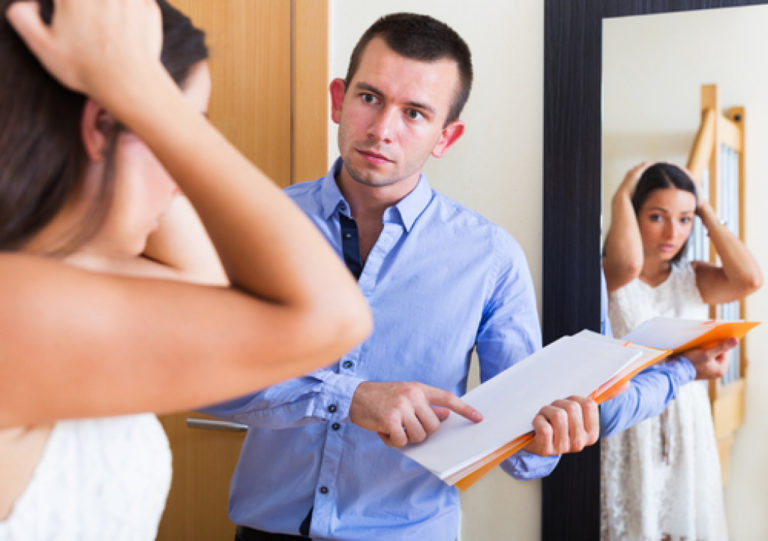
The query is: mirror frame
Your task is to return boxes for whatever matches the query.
[541,0,768,539]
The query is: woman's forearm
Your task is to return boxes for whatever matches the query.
[699,202,762,293]
[603,189,644,292]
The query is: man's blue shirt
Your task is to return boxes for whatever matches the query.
[204,160,556,540]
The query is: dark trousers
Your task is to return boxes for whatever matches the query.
[235,525,308,541]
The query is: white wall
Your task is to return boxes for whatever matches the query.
[603,7,768,540]
[329,1,544,540]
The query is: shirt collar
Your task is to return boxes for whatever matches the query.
[319,158,433,232]
[318,159,347,220]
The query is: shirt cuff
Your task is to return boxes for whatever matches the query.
[309,371,365,422]
[663,355,697,390]
[501,449,560,480]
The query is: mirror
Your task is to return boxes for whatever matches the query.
[542,1,768,539]
[601,5,768,540]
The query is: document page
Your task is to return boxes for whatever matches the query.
[624,317,759,352]
[401,333,641,481]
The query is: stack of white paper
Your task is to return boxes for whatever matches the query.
[401,331,648,483]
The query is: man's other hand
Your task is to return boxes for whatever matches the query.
[685,337,737,380]
[523,395,599,456]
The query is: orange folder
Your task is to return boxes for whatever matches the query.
[670,320,759,353]
[454,343,669,490]
[453,319,759,491]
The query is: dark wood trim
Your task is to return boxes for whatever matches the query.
[542,2,602,537]
[541,1,767,539]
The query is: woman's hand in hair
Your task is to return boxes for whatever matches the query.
[616,161,654,199]
[681,164,708,210]
[6,0,163,98]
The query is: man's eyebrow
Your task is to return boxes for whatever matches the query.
[404,99,436,116]
[354,81,437,116]
[354,81,384,96]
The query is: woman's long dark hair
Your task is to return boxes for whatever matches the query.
[0,0,208,252]
[631,162,698,265]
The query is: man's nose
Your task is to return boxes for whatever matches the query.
[368,107,397,144]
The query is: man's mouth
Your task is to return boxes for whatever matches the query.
[357,149,393,164]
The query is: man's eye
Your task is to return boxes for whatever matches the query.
[649,214,662,222]
[406,109,423,121]
[361,93,377,104]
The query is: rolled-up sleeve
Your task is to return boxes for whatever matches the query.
[200,368,365,428]
[600,356,696,437]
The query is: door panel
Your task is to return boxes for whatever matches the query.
[157,413,246,540]
[175,0,292,187]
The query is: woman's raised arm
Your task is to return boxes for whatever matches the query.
[602,162,652,292]
[0,0,371,427]
[693,201,762,303]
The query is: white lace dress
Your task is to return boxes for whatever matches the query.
[601,262,728,540]
[0,414,171,541]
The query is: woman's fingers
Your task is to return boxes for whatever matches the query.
[6,0,163,96]
[621,161,654,192]
[6,2,53,67]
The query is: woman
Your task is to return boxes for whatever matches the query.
[600,162,761,540]
[0,0,371,539]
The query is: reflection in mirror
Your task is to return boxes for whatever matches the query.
[601,6,768,540]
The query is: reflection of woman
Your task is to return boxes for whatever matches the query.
[0,1,370,539]
[600,162,761,540]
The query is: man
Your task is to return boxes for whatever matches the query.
[206,13,599,540]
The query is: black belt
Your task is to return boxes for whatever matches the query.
[235,525,309,541]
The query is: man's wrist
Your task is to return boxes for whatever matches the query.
[664,355,697,386]
[311,372,366,422]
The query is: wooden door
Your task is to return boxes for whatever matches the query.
[157,1,327,539]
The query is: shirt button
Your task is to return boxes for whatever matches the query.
[342,360,353,369]
[331,422,341,431]
[343,232,352,239]
[319,486,329,494]
[339,202,347,211]
[327,404,337,413]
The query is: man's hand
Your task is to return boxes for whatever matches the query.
[349,381,482,447]
[684,337,737,380]
[523,395,599,456]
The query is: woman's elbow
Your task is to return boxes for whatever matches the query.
[327,292,373,351]
[745,269,763,294]
[622,260,643,281]
[729,270,763,300]
[604,259,642,292]
[301,289,372,357]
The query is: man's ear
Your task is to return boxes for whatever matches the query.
[431,120,465,158]
[329,78,347,125]
[80,99,117,161]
